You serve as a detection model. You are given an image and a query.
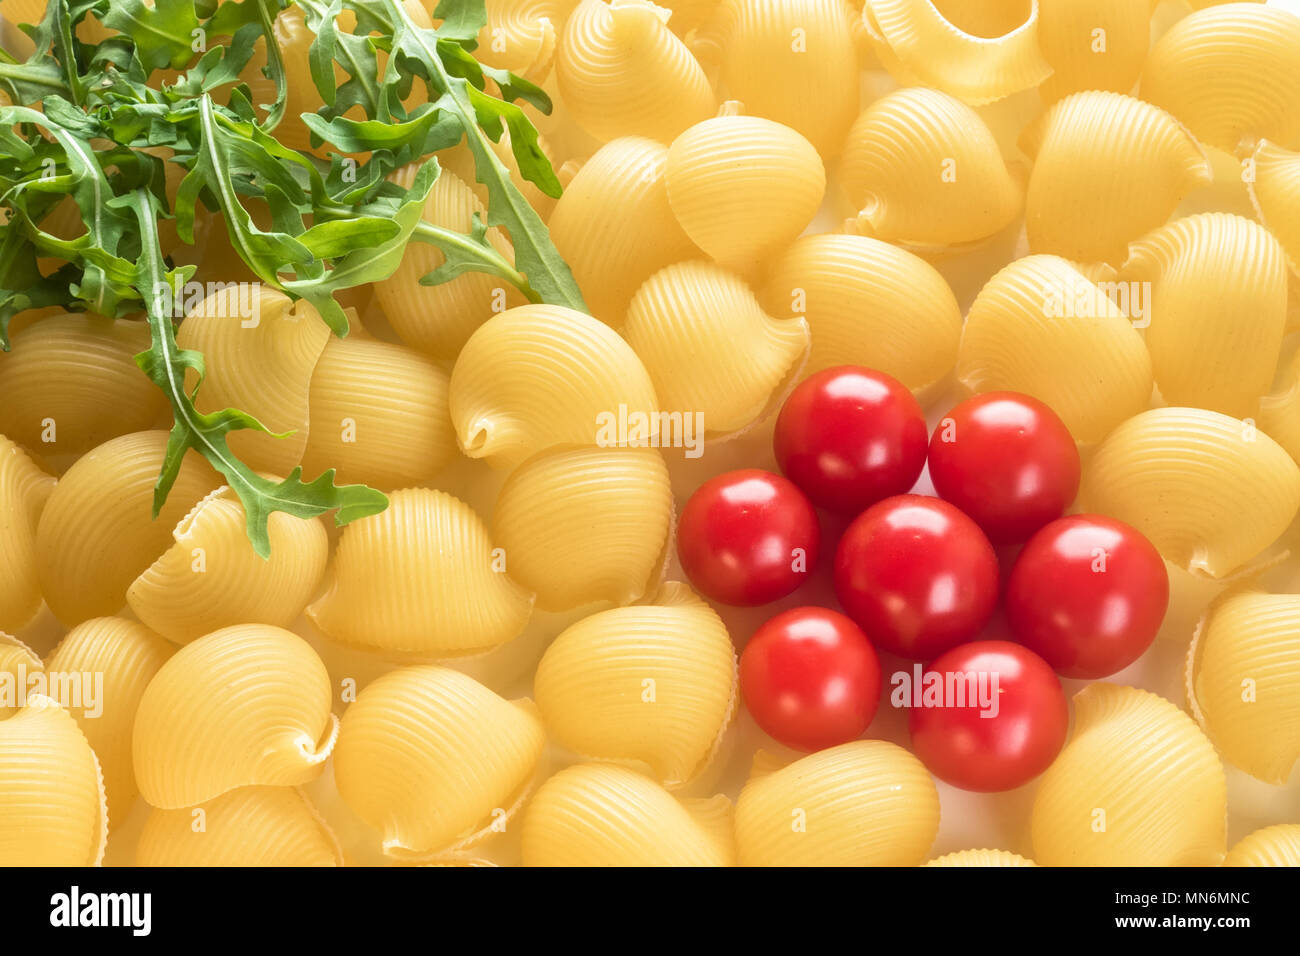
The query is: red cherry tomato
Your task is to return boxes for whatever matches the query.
[677,469,820,606]
[833,494,999,660]
[773,366,928,514]
[740,607,882,752]
[907,640,1068,792]
[927,392,1080,544]
[1006,515,1169,679]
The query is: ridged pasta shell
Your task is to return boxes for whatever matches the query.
[1036,0,1151,104]
[624,261,809,435]
[1080,408,1300,577]
[1020,91,1212,264]
[0,435,54,633]
[127,489,328,645]
[555,0,716,143]
[520,763,734,865]
[0,632,40,721]
[1123,213,1288,418]
[136,786,344,867]
[449,304,660,469]
[1247,138,1300,277]
[35,431,217,625]
[432,129,562,223]
[476,0,582,80]
[1223,825,1300,867]
[534,582,736,785]
[1260,349,1300,466]
[925,848,1037,866]
[665,114,825,272]
[1031,683,1226,866]
[0,695,107,865]
[734,741,940,866]
[334,665,546,858]
[837,88,1022,247]
[308,488,534,657]
[132,624,337,809]
[956,254,1153,443]
[1186,589,1300,784]
[1141,3,1300,153]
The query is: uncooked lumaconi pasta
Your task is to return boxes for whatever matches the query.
[623,261,809,435]
[0,435,54,633]
[1035,0,1150,104]
[0,633,40,720]
[0,695,106,866]
[449,304,660,469]
[1223,825,1300,867]
[1187,590,1300,785]
[734,742,940,867]
[136,787,344,867]
[925,849,1037,867]
[520,763,734,866]
[533,582,736,785]
[491,446,672,610]
[759,233,962,392]
[1081,408,1300,578]
[132,625,336,809]
[836,87,1021,248]
[433,129,563,223]
[308,488,533,657]
[1246,139,1300,276]
[955,255,1153,444]
[126,489,328,645]
[1031,684,1226,866]
[1260,349,1300,467]
[333,666,545,858]
[1020,91,1211,264]
[475,0,582,80]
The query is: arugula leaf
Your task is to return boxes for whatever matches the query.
[101,0,203,72]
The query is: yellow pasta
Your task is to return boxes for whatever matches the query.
[1223,825,1300,867]
[0,695,107,866]
[555,0,715,143]
[137,787,344,867]
[448,304,660,469]
[433,129,563,223]
[1186,590,1300,784]
[334,665,546,858]
[126,489,328,645]
[1141,3,1300,153]
[1031,683,1226,866]
[924,849,1037,867]
[491,446,672,610]
[520,763,734,866]
[0,435,55,633]
[1036,0,1151,104]
[533,582,736,785]
[665,112,825,272]
[308,488,534,657]
[0,632,41,721]
[661,0,721,34]
[734,742,940,867]
[475,0,582,80]
[132,624,336,809]
[1260,349,1300,466]
[623,261,809,435]
[35,431,217,625]
[836,88,1021,248]
[1020,91,1211,264]
[1246,139,1300,277]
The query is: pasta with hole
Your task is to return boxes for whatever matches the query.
[474,0,582,80]
[1224,825,1300,867]
[0,435,55,633]
[1246,138,1300,277]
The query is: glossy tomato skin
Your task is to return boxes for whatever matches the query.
[773,366,928,514]
[927,392,1080,544]
[740,607,882,752]
[908,640,1068,792]
[833,494,999,660]
[1006,515,1169,679]
[677,469,820,606]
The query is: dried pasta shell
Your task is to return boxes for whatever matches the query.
[127,489,328,645]
[1187,590,1300,784]
[137,787,343,867]
[520,763,734,866]
[1141,3,1300,153]
[432,129,562,223]
[1247,138,1300,276]
[334,666,546,858]
[492,447,672,610]
[837,88,1022,247]
[1036,0,1151,104]
[1260,349,1300,466]
[1224,825,1300,867]
[476,0,582,80]
[1031,683,1226,866]
[1020,91,1212,264]
[0,435,54,633]
[132,624,336,809]
[0,695,107,866]
[534,582,736,785]
[0,633,40,720]
[449,304,659,469]
[925,848,1037,866]
[1123,213,1288,418]
[734,741,940,866]
[35,431,217,626]
[665,114,825,272]
[956,254,1153,443]
[555,0,715,143]
[308,488,533,657]
[624,261,809,435]
[1080,408,1300,578]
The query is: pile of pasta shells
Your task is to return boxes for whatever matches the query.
[3,0,1300,868]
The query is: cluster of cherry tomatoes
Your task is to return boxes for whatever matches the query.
[676,366,1170,793]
